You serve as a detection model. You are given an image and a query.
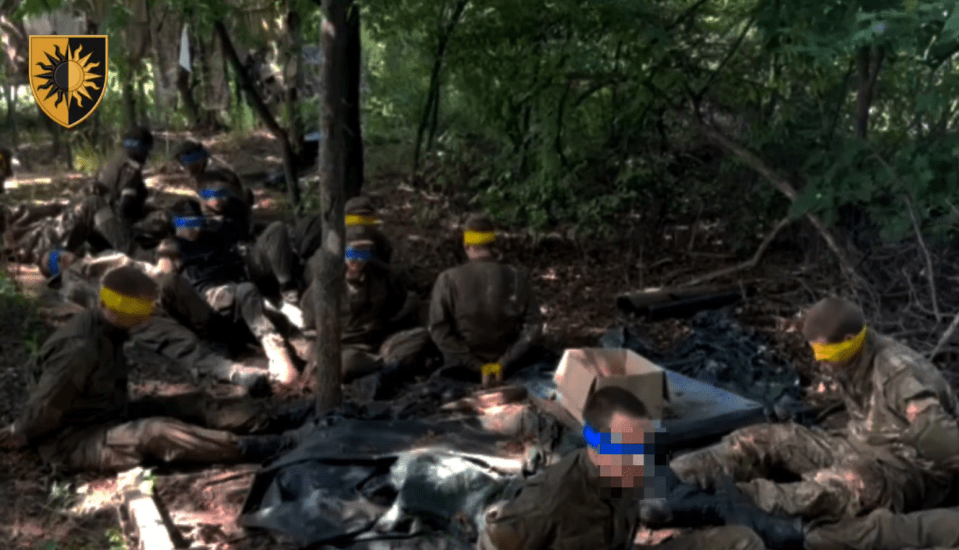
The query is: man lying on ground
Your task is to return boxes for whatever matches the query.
[671,297,959,523]
[0,265,310,472]
[478,386,805,550]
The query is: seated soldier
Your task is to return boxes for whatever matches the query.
[428,214,542,386]
[194,170,301,307]
[301,195,394,292]
[174,139,254,206]
[0,266,304,472]
[161,199,301,386]
[478,386,801,550]
[39,247,271,394]
[300,236,425,383]
[91,127,171,253]
[672,297,959,523]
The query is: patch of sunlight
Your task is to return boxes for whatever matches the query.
[540,268,558,281]
[5,176,54,188]
[69,480,123,516]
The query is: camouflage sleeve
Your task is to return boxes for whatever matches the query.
[498,269,543,369]
[12,338,98,443]
[887,370,959,464]
[428,271,484,370]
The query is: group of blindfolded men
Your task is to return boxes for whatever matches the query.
[4,137,959,549]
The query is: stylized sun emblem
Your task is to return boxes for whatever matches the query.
[33,44,102,109]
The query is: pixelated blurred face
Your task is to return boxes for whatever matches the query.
[588,412,649,491]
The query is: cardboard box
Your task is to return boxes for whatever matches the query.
[553,348,670,422]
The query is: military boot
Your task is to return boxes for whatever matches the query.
[237,432,298,463]
[261,332,300,385]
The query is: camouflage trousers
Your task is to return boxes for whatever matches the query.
[37,392,268,473]
[670,423,952,524]
[807,507,959,550]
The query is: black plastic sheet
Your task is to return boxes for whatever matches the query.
[601,310,805,421]
[239,416,523,548]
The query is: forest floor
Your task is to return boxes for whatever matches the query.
[0,129,869,549]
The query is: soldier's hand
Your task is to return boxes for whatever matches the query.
[0,423,26,451]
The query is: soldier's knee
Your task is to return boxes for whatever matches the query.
[235,282,262,301]
[812,463,883,514]
[720,526,765,550]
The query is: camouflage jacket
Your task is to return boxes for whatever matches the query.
[839,331,959,465]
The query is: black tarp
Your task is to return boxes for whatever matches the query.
[239,416,526,549]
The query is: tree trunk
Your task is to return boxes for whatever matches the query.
[4,82,16,147]
[286,8,304,162]
[147,1,170,131]
[122,60,138,127]
[311,0,352,415]
[855,45,885,140]
[412,0,469,175]
[215,20,302,211]
[343,0,364,199]
[177,67,203,128]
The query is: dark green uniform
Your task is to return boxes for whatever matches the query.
[479,448,765,550]
[672,331,959,523]
[93,154,171,253]
[300,260,424,381]
[12,309,268,472]
[428,257,541,375]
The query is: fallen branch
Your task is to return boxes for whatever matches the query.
[871,151,940,321]
[684,114,862,290]
[929,310,959,360]
[679,216,792,287]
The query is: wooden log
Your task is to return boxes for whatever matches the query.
[615,285,741,316]
[117,468,175,550]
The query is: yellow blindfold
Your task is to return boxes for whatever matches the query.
[481,363,503,376]
[811,326,868,363]
[464,231,496,246]
[346,214,379,226]
[100,287,155,317]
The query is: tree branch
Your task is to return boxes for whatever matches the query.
[680,216,793,287]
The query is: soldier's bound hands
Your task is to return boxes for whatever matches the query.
[481,363,504,388]
[0,423,26,451]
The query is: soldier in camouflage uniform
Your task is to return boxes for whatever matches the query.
[0,266,298,472]
[90,127,172,253]
[174,140,254,207]
[806,505,959,549]
[428,215,542,386]
[300,236,426,382]
[161,199,302,386]
[39,247,271,393]
[671,297,959,524]
[479,387,777,550]
[300,196,393,291]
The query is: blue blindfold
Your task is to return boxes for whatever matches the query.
[583,423,646,455]
[199,188,228,200]
[173,216,205,228]
[345,248,373,262]
[179,150,208,165]
[48,249,61,276]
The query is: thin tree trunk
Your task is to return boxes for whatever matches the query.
[214,20,301,210]
[122,60,138,127]
[147,1,170,131]
[312,0,349,414]
[343,0,363,199]
[286,8,304,163]
[4,82,16,147]
[177,67,203,127]
[412,0,469,174]
[855,45,885,140]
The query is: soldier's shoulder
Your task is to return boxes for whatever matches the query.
[873,335,930,376]
[41,310,100,354]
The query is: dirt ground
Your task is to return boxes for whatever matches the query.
[0,130,833,549]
